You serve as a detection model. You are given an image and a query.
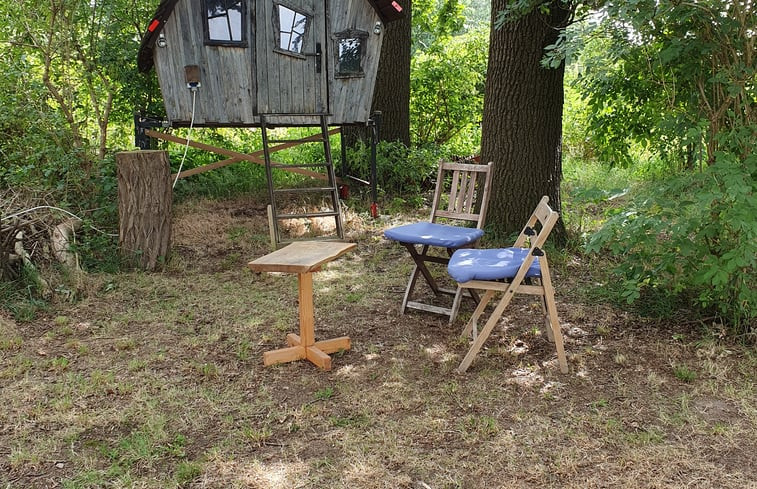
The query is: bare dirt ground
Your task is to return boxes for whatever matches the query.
[1,196,755,488]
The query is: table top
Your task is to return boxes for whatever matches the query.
[248,241,357,274]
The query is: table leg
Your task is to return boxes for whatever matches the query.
[298,272,315,346]
[262,271,351,370]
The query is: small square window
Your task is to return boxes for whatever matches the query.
[274,3,311,55]
[335,30,367,78]
[205,0,247,46]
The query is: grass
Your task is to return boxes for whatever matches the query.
[1,196,756,488]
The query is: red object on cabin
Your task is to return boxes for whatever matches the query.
[368,0,404,22]
[148,19,161,32]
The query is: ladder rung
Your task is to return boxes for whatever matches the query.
[269,138,325,144]
[273,187,337,193]
[270,162,330,169]
[275,211,340,219]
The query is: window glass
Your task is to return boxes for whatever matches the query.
[334,30,367,77]
[206,0,244,43]
[337,38,362,74]
[277,4,309,53]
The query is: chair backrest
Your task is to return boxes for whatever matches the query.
[429,160,494,229]
[513,196,560,251]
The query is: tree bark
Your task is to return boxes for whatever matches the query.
[481,1,569,243]
[116,151,172,270]
[371,0,412,145]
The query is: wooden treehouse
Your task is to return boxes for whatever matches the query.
[134,0,404,245]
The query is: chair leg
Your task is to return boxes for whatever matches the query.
[400,264,421,314]
[400,243,444,316]
[449,285,483,325]
[449,286,464,324]
[539,259,568,373]
[461,289,495,339]
[537,282,555,342]
[543,290,568,373]
[404,244,440,294]
[457,289,516,373]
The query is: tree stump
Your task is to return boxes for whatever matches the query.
[116,151,172,270]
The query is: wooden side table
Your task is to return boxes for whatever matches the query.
[248,241,357,370]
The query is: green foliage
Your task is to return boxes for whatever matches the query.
[410,28,488,148]
[344,141,441,199]
[459,0,493,29]
[0,48,91,195]
[2,0,157,155]
[165,128,270,199]
[314,386,335,401]
[1,1,149,277]
[569,2,755,169]
[558,2,756,335]
[587,149,757,331]
[562,78,595,161]
[408,0,487,151]
[0,266,49,322]
[412,0,466,52]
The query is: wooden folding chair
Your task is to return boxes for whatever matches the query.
[384,160,493,323]
[447,196,569,373]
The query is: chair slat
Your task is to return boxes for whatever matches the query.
[441,162,490,172]
[448,170,462,212]
[463,172,478,213]
[455,172,469,212]
[435,210,480,221]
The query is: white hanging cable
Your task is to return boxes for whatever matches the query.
[173,87,198,189]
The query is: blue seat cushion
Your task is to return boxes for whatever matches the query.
[384,222,484,248]
[447,247,541,283]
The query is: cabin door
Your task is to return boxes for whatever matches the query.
[256,0,328,115]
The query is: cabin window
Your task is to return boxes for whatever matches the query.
[274,3,311,56]
[204,0,246,46]
[335,30,367,78]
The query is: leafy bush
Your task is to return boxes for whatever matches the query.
[343,141,442,201]
[570,1,755,172]
[410,28,488,149]
[562,74,596,162]
[587,149,757,332]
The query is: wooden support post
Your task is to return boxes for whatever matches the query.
[116,150,172,271]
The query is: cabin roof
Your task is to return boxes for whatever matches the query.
[137,0,405,73]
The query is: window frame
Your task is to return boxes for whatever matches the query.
[334,29,368,78]
[203,0,248,47]
[272,1,313,59]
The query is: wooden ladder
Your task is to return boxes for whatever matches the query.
[260,114,344,247]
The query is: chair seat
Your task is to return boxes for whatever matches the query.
[384,222,484,248]
[448,247,541,283]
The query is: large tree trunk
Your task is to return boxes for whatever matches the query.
[371,0,411,145]
[116,151,172,270]
[481,1,569,243]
